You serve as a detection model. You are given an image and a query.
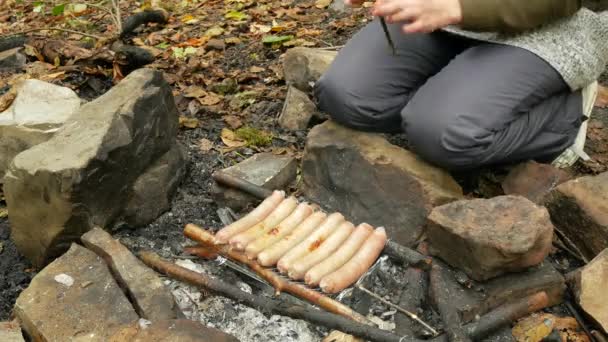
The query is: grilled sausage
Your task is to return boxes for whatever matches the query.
[229,197,299,250]
[304,223,374,286]
[276,213,345,273]
[257,212,328,267]
[244,202,313,259]
[319,227,387,293]
[214,190,284,244]
[288,221,355,280]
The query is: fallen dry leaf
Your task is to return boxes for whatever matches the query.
[183,85,208,98]
[315,0,332,8]
[249,66,264,73]
[179,116,200,129]
[223,115,243,129]
[225,37,242,45]
[512,313,590,342]
[199,138,214,152]
[199,92,222,106]
[595,84,608,108]
[220,128,247,147]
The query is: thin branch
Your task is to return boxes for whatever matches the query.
[357,285,438,336]
[112,0,123,32]
[83,2,120,29]
[3,27,103,40]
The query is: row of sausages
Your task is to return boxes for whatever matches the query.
[214,191,387,293]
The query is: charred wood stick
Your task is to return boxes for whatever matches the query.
[565,301,595,342]
[0,35,26,53]
[139,250,410,342]
[212,171,273,200]
[592,330,608,342]
[426,291,551,342]
[120,9,169,37]
[384,240,432,270]
[395,242,431,337]
[184,223,372,325]
[430,265,471,342]
[212,171,429,268]
[111,41,155,69]
[463,291,550,340]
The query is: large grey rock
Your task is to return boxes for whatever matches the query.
[14,244,138,341]
[0,48,26,70]
[567,248,608,333]
[278,85,317,131]
[283,47,337,91]
[545,172,608,260]
[427,196,554,281]
[0,79,80,180]
[123,143,186,226]
[212,152,297,210]
[302,120,463,246]
[0,321,25,342]
[81,227,181,321]
[4,69,179,267]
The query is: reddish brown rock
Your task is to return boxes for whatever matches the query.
[567,248,608,333]
[81,227,181,321]
[545,172,608,260]
[0,321,25,342]
[108,319,239,342]
[302,121,463,246]
[502,161,572,204]
[427,195,554,281]
[14,244,138,341]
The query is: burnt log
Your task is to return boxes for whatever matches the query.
[120,9,169,37]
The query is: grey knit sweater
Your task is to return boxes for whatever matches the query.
[444,8,608,91]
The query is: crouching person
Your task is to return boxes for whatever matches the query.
[315,0,607,171]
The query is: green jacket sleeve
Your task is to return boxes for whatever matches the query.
[459,0,582,33]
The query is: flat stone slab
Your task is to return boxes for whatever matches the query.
[545,172,608,260]
[4,69,179,267]
[428,195,554,281]
[568,248,608,333]
[81,227,181,321]
[14,244,138,341]
[0,321,25,342]
[212,152,297,210]
[108,319,240,342]
[302,120,463,246]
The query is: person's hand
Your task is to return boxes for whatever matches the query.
[372,0,463,34]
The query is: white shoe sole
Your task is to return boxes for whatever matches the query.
[552,81,598,168]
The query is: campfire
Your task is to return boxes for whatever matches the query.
[1,1,607,340]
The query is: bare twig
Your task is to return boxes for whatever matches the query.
[357,285,438,336]
[3,27,103,40]
[553,227,589,263]
[112,0,123,32]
